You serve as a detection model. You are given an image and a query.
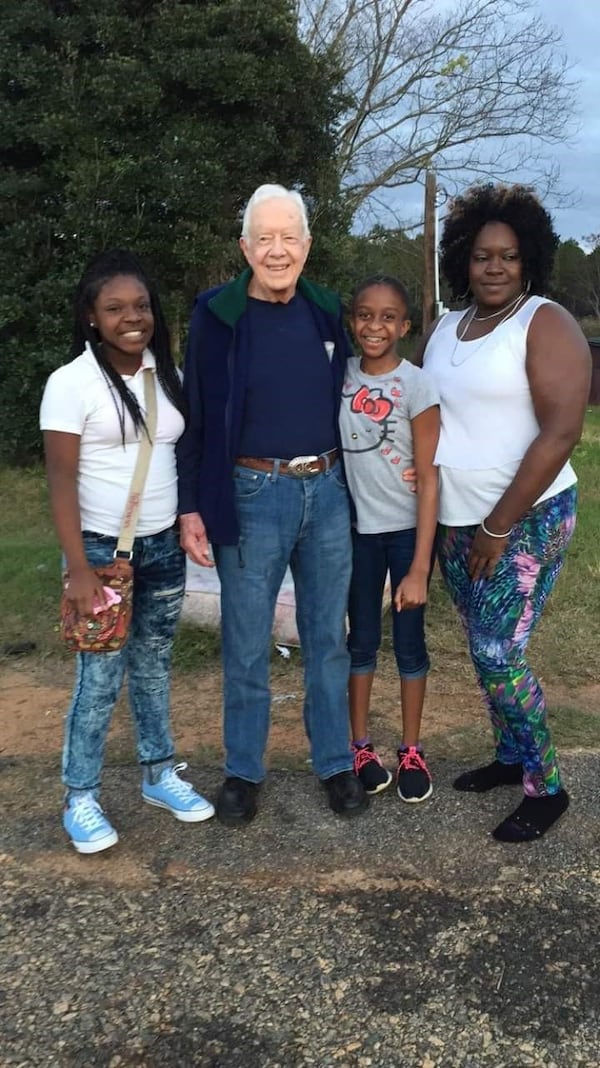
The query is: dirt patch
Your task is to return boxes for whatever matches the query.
[0,848,159,891]
[1,655,598,767]
[0,656,481,765]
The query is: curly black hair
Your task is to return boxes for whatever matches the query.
[439,183,559,300]
[72,250,186,444]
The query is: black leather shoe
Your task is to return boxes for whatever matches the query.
[322,771,369,818]
[216,777,259,826]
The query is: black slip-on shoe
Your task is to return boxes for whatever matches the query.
[453,760,523,793]
[492,789,570,842]
[216,777,259,826]
[321,770,369,818]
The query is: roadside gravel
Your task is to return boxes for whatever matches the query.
[1,753,599,1067]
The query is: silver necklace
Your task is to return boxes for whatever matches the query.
[471,289,529,321]
[450,291,529,367]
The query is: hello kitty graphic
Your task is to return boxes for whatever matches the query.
[341,376,404,460]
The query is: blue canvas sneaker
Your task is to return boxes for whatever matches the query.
[142,763,215,823]
[63,792,119,854]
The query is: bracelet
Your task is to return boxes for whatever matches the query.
[480,518,513,539]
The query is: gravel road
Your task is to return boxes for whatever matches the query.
[1,753,599,1067]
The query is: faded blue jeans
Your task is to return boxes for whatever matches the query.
[62,526,185,798]
[213,460,354,783]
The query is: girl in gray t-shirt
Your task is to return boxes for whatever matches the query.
[339,276,440,803]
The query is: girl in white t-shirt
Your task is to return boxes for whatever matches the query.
[339,276,440,803]
[40,249,214,854]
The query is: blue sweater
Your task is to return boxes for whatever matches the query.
[177,268,354,545]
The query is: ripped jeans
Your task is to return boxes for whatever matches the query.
[62,526,185,798]
[437,486,577,797]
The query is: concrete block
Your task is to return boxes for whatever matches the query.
[182,562,300,646]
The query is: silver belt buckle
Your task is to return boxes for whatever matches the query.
[287,454,319,478]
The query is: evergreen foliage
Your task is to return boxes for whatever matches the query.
[0,0,347,461]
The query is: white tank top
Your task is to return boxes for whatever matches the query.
[423,296,576,525]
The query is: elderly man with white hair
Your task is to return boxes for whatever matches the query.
[177,183,368,825]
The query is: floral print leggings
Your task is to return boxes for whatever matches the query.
[437,486,577,797]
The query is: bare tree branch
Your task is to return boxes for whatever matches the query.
[296,0,579,215]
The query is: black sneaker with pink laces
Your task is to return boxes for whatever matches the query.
[352,743,392,795]
[396,745,433,803]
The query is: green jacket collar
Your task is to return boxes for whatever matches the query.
[208,267,341,327]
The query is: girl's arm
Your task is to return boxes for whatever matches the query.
[394,405,440,610]
[468,304,591,581]
[44,430,107,616]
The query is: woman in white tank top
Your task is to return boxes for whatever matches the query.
[415,183,591,843]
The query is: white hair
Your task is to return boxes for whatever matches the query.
[241,184,311,241]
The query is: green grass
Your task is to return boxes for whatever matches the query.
[1,409,599,692]
[529,407,600,682]
[0,468,64,661]
[171,621,221,672]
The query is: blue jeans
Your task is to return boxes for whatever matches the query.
[213,461,354,782]
[347,527,430,679]
[62,527,185,797]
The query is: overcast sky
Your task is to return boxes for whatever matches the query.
[360,0,598,245]
[542,0,600,243]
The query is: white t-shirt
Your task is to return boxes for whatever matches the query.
[40,344,185,536]
[423,297,576,525]
[339,357,439,533]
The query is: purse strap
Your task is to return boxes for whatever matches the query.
[115,369,158,558]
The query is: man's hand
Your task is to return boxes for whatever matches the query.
[179,512,214,567]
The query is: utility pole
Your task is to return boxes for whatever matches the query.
[422,170,436,332]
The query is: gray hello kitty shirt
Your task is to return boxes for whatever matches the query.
[339,357,439,533]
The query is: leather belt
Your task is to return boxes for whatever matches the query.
[235,449,339,478]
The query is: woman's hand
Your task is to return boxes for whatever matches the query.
[394,569,428,611]
[468,526,510,581]
[64,565,108,618]
[401,466,418,494]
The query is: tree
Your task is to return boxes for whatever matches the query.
[553,236,600,322]
[552,240,589,318]
[0,0,347,461]
[581,237,600,322]
[330,226,423,309]
[295,0,577,221]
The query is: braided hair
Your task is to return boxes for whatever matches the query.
[72,249,186,442]
[439,183,559,301]
[350,273,411,317]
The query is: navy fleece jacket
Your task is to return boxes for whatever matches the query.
[176,268,354,546]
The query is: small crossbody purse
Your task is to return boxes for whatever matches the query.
[60,370,157,653]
